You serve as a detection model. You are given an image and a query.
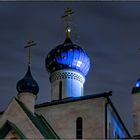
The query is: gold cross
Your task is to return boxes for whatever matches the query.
[24,40,37,65]
[62,8,74,26]
[62,8,74,38]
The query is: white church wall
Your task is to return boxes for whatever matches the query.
[0,114,3,119]
[132,93,140,137]
[36,97,107,139]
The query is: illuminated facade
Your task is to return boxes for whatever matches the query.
[0,9,132,139]
[131,80,140,138]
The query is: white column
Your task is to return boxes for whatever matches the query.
[18,92,36,113]
[50,69,85,101]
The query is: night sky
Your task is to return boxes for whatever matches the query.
[1,1,140,134]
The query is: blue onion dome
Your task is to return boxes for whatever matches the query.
[16,66,39,95]
[132,78,140,94]
[45,37,90,76]
[136,78,140,87]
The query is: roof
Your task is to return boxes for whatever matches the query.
[0,91,131,138]
[0,120,26,139]
[35,91,112,108]
[15,98,59,139]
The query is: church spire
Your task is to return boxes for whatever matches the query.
[62,8,74,39]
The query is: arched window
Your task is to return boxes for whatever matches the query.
[59,81,62,100]
[76,117,83,139]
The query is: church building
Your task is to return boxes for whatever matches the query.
[0,8,136,139]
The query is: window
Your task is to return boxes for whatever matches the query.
[81,87,83,96]
[109,122,112,138]
[59,81,62,100]
[76,117,83,139]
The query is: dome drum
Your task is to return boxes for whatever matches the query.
[51,69,85,100]
[50,69,85,84]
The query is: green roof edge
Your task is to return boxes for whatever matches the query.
[15,98,59,139]
[39,114,60,138]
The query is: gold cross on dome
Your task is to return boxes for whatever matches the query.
[62,8,74,38]
[24,40,37,65]
[62,8,74,25]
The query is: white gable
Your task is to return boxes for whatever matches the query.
[0,97,44,139]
